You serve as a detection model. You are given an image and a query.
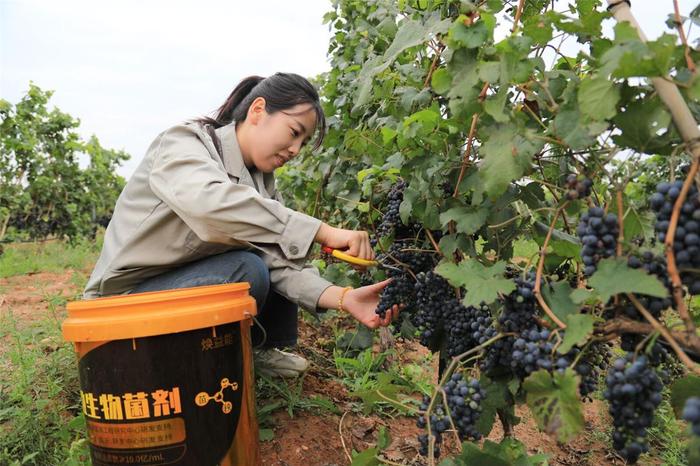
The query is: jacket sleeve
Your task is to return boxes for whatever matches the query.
[262,252,334,311]
[149,125,321,262]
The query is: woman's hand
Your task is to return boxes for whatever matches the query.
[342,279,400,329]
[317,281,401,329]
[314,223,374,260]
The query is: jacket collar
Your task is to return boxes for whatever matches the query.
[215,121,247,179]
[213,121,276,196]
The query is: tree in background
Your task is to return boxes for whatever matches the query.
[0,83,129,243]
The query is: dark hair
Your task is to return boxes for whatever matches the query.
[195,72,326,150]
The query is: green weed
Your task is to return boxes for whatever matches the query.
[0,311,90,465]
[0,234,102,278]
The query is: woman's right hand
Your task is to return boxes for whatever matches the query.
[315,223,374,260]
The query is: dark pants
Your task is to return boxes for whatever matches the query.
[129,250,298,349]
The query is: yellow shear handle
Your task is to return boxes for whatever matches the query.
[322,247,378,267]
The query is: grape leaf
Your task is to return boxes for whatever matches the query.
[431,68,452,95]
[449,438,549,466]
[542,281,579,323]
[670,375,700,418]
[449,16,491,49]
[523,369,584,443]
[353,16,451,109]
[483,87,509,123]
[436,260,516,306]
[578,77,620,121]
[351,447,380,466]
[612,98,672,153]
[476,376,510,436]
[451,442,510,466]
[479,124,544,199]
[587,258,669,302]
[557,314,597,354]
[439,205,489,234]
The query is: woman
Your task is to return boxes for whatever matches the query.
[83,72,400,377]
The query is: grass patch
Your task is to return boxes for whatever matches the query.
[0,233,103,278]
[0,311,90,465]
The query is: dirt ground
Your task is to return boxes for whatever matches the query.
[0,270,657,466]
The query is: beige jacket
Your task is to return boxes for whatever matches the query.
[83,121,333,310]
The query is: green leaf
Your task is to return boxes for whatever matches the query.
[570,288,594,304]
[350,373,408,415]
[523,369,584,442]
[479,124,543,199]
[578,77,620,121]
[523,15,553,44]
[431,68,452,94]
[259,428,275,441]
[454,442,510,466]
[436,260,516,306]
[478,61,501,83]
[353,16,451,110]
[439,205,489,234]
[542,281,579,323]
[451,438,548,466]
[670,375,700,418]
[557,314,596,354]
[399,186,418,225]
[612,98,672,153]
[483,87,509,123]
[449,16,491,49]
[549,239,580,258]
[351,447,380,466]
[403,108,440,134]
[377,425,391,450]
[477,376,510,436]
[381,126,397,145]
[551,109,607,150]
[588,258,669,302]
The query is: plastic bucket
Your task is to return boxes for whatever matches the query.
[62,283,260,466]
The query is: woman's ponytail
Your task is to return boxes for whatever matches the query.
[195,75,264,128]
[193,72,326,149]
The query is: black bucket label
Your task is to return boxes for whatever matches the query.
[78,322,248,465]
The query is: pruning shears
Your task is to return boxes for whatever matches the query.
[321,246,402,272]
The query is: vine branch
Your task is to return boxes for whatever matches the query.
[664,157,699,338]
[626,293,700,375]
[672,0,697,74]
[533,202,569,329]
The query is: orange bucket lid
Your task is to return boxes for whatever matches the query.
[62,283,257,342]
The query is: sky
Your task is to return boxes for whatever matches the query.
[1,1,699,179]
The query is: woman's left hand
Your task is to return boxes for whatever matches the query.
[342,279,400,329]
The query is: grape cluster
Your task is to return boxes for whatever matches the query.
[682,397,700,436]
[576,206,619,276]
[375,242,436,319]
[412,271,452,348]
[509,327,609,399]
[481,276,540,375]
[417,373,485,458]
[511,326,555,376]
[498,275,539,333]
[573,341,611,399]
[603,354,663,464]
[374,180,406,242]
[649,179,700,294]
[444,302,497,358]
[565,174,593,200]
